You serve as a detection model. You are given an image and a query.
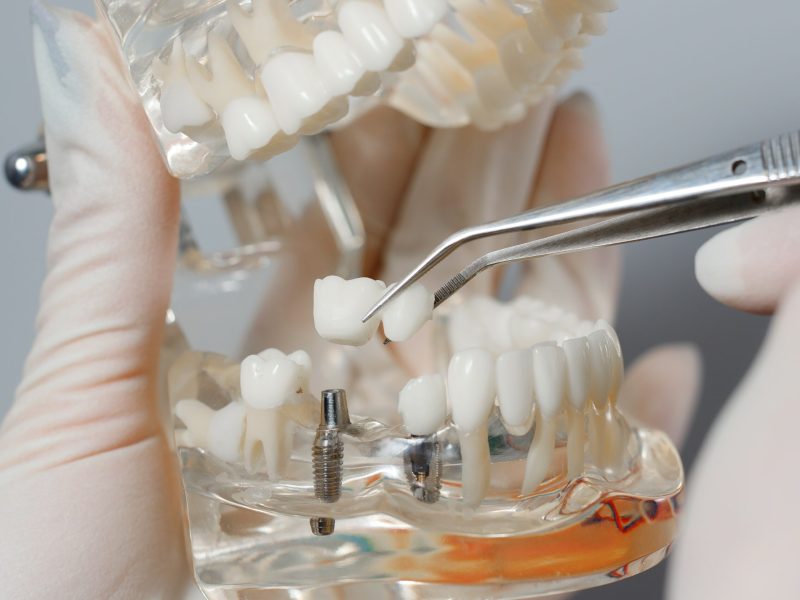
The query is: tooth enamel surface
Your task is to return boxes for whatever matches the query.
[383,0,448,38]
[260,51,334,135]
[382,282,434,342]
[496,348,535,434]
[206,401,246,463]
[448,348,496,434]
[241,352,302,410]
[314,275,386,346]
[175,399,214,447]
[313,30,368,96]
[562,337,590,412]
[338,0,405,72]
[398,374,447,435]
[287,349,313,392]
[532,344,567,419]
[159,40,213,133]
[221,97,281,160]
[587,329,615,410]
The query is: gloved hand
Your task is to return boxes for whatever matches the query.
[665,207,800,598]
[0,4,701,598]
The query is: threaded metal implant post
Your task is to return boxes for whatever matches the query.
[310,389,350,536]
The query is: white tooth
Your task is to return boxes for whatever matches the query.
[522,344,566,494]
[240,352,302,410]
[383,0,448,38]
[287,350,313,393]
[221,96,281,160]
[159,39,214,133]
[562,337,590,480]
[460,425,491,507]
[313,275,386,346]
[496,349,535,435]
[260,51,337,135]
[243,405,294,479]
[589,324,624,469]
[207,402,246,463]
[175,399,214,447]
[448,348,496,434]
[587,330,614,410]
[542,0,583,40]
[562,337,590,412]
[398,374,447,435]
[382,282,434,342]
[532,344,566,419]
[338,0,405,72]
[313,30,368,96]
[581,12,608,36]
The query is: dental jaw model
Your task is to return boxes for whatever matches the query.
[170,272,684,598]
[97,0,618,177]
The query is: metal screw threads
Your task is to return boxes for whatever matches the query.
[310,389,351,536]
[405,435,442,504]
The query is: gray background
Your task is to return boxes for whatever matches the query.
[1,1,796,598]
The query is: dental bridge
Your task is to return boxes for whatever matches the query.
[8,1,799,598]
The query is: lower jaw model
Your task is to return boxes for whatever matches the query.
[171,275,683,598]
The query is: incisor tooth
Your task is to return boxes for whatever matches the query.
[563,337,590,480]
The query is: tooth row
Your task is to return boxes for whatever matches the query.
[155,0,616,162]
[175,347,314,480]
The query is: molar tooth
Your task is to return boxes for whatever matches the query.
[522,344,566,495]
[243,405,294,479]
[382,282,434,342]
[384,0,448,38]
[496,348,535,435]
[159,39,214,133]
[338,0,405,72]
[313,30,373,96]
[260,51,345,136]
[241,352,302,410]
[449,348,495,507]
[175,399,214,447]
[562,337,590,480]
[399,374,447,435]
[313,275,386,346]
[207,401,247,463]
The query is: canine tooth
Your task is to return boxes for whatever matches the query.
[460,425,491,507]
[260,51,344,135]
[522,344,566,494]
[313,30,369,96]
[496,348,535,435]
[207,401,247,463]
[314,275,386,346]
[227,0,312,64]
[240,352,302,410]
[449,348,495,507]
[175,399,214,447]
[339,0,405,72]
[398,374,447,435]
[382,282,434,342]
[159,39,214,133]
[384,0,448,38]
[563,337,590,479]
[448,348,496,433]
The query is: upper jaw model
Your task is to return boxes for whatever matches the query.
[171,274,683,596]
[99,0,617,177]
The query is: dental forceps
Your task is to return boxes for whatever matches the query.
[364,130,800,321]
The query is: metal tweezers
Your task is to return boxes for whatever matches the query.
[363,130,800,322]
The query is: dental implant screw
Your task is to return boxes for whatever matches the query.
[310,389,350,536]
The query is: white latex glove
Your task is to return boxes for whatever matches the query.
[667,210,800,598]
[0,5,701,598]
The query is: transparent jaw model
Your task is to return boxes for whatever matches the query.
[99,0,684,596]
[97,0,616,178]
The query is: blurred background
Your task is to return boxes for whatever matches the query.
[1,0,797,598]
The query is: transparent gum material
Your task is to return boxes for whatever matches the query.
[169,347,683,599]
